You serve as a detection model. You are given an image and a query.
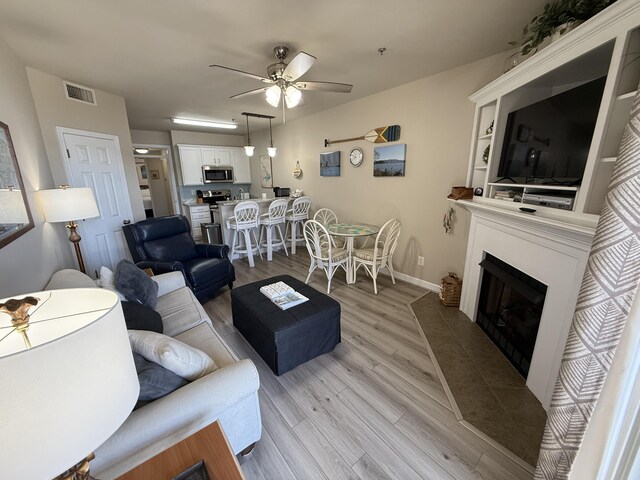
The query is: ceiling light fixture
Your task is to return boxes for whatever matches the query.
[268,117,277,157]
[242,113,254,157]
[171,118,237,129]
[285,86,302,108]
[265,85,281,108]
[134,148,149,154]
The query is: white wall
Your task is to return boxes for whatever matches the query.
[26,68,145,222]
[250,53,504,285]
[130,129,171,145]
[0,37,72,297]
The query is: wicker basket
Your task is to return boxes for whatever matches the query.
[439,273,462,307]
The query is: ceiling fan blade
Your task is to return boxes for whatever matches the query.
[229,86,270,99]
[282,51,316,81]
[210,64,272,83]
[294,80,353,93]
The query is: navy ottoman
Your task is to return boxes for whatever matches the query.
[231,275,341,375]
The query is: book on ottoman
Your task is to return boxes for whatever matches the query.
[260,281,309,310]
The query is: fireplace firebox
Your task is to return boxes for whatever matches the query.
[477,253,547,377]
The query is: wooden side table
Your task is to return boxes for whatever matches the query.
[116,421,245,480]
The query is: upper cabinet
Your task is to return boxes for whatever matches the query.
[177,144,251,186]
[466,2,640,220]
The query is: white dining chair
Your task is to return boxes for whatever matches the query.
[226,201,262,268]
[353,218,401,294]
[313,208,344,248]
[303,219,349,294]
[258,198,289,261]
[285,196,311,254]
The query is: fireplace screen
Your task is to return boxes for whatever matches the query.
[476,254,547,377]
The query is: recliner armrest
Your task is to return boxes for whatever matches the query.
[136,260,185,276]
[195,243,229,259]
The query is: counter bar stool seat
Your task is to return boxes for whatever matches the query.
[258,198,289,261]
[226,201,262,268]
[285,196,311,254]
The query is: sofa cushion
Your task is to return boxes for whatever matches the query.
[129,330,217,381]
[175,322,237,369]
[122,302,163,333]
[155,286,208,337]
[133,352,188,404]
[116,259,159,309]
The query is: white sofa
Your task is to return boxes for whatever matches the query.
[44,269,261,479]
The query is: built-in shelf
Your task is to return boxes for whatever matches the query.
[617,90,637,101]
[474,165,488,170]
[478,133,493,140]
[602,156,617,163]
[487,182,579,192]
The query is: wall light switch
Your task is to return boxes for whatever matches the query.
[418,256,425,266]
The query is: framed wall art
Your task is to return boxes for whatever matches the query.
[320,151,340,177]
[373,143,406,177]
[259,155,273,188]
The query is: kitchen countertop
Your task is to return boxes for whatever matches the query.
[218,197,288,206]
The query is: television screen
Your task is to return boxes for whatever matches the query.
[497,76,606,185]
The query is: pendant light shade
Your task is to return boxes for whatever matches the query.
[268,118,276,157]
[243,113,254,157]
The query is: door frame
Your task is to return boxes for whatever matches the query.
[55,126,134,269]
[132,143,179,215]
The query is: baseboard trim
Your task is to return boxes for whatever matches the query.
[388,271,440,292]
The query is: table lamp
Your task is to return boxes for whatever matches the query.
[38,185,100,274]
[0,288,139,479]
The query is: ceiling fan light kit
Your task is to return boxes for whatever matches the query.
[210,44,353,118]
[171,117,237,129]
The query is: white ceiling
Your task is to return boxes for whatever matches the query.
[0,0,547,135]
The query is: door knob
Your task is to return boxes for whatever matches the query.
[123,219,131,225]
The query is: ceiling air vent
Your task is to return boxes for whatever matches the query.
[63,81,97,106]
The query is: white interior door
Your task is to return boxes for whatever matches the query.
[59,128,133,277]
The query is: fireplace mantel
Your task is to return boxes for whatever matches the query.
[458,199,596,409]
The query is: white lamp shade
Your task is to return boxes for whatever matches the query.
[244,145,255,156]
[0,288,139,479]
[0,189,29,224]
[38,187,100,222]
[285,86,302,108]
[265,85,281,107]
[267,146,277,157]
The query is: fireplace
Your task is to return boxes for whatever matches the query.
[477,254,547,377]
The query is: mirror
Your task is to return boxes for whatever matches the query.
[0,120,34,248]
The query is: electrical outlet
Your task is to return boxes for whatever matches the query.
[418,256,424,266]
[191,190,196,195]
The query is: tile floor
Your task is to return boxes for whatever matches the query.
[411,293,546,466]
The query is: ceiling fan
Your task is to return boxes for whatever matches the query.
[210,45,353,114]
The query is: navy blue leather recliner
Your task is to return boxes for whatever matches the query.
[123,215,235,301]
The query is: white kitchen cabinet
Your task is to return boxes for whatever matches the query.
[230,148,251,184]
[201,146,231,166]
[177,145,203,186]
[183,203,211,241]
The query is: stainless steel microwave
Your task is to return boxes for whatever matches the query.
[202,165,234,183]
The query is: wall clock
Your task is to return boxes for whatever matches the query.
[349,147,364,167]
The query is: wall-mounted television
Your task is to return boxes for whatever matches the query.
[497,76,606,185]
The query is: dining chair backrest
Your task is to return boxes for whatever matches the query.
[233,201,260,229]
[313,208,338,227]
[374,218,402,261]
[291,196,311,219]
[303,219,332,262]
[267,198,288,222]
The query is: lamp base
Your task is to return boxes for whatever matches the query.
[54,453,96,480]
[66,221,87,274]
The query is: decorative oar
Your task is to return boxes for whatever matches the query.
[324,125,400,147]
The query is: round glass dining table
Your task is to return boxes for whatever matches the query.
[327,223,379,284]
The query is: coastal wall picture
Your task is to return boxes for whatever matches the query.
[374,144,406,177]
[259,155,273,188]
[320,151,340,177]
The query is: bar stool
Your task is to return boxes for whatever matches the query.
[285,196,311,254]
[226,201,262,267]
[258,198,289,261]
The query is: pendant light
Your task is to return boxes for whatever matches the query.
[243,114,254,157]
[267,117,277,157]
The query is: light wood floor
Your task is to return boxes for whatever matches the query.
[203,250,534,480]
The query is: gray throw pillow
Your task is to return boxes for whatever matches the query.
[115,259,159,309]
[133,352,188,404]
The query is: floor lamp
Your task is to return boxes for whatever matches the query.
[38,185,99,274]
[0,288,139,479]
